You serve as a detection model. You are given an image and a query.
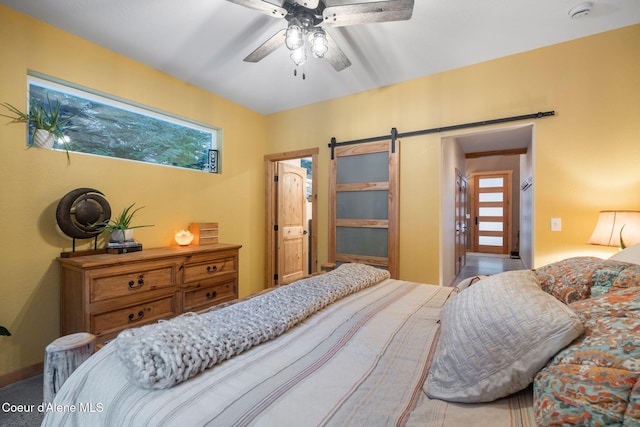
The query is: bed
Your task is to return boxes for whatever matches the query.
[41,249,640,426]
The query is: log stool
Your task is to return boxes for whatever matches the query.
[320,262,336,272]
[43,332,96,403]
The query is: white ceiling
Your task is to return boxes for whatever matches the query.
[454,124,534,154]
[1,0,639,117]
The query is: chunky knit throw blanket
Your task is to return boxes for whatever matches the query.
[116,263,390,389]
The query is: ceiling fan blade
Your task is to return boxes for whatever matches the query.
[324,32,351,71]
[226,0,286,18]
[322,0,414,27]
[293,0,319,8]
[243,28,286,62]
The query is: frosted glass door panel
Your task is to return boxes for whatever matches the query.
[336,227,388,257]
[337,191,389,219]
[479,192,503,202]
[479,207,503,217]
[479,236,503,246]
[337,152,389,184]
[479,222,503,232]
[479,177,504,188]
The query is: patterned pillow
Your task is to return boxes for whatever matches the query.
[425,270,584,403]
[534,286,640,425]
[535,257,640,304]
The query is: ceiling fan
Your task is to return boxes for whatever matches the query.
[227,0,415,73]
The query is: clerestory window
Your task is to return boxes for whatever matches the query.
[27,73,221,172]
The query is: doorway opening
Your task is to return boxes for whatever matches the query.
[441,123,534,286]
[264,148,318,288]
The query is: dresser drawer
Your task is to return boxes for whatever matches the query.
[89,261,178,303]
[92,295,177,339]
[59,244,241,341]
[183,256,236,284]
[182,280,237,312]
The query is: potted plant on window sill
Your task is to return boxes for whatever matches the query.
[99,203,154,243]
[1,95,74,159]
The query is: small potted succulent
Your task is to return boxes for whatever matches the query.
[1,95,74,158]
[100,203,154,242]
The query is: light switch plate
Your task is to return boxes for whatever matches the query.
[550,218,562,232]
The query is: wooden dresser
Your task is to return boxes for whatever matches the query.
[58,244,241,345]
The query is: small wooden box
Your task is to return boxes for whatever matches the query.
[189,223,219,245]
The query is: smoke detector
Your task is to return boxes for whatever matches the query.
[568,2,593,19]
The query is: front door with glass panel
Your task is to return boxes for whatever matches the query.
[471,171,512,255]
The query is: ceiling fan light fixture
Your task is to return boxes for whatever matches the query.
[228,0,415,73]
[290,46,307,66]
[309,29,328,58]
[285,22,304,50]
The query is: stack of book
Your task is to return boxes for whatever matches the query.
[106,240,143,254]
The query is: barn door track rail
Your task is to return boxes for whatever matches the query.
[329,110,555,159]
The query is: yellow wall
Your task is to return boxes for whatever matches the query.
[0,6,267,377]
[1,2,639,380]
[266,24,640,282]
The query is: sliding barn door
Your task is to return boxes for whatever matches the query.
[329,141,399,278]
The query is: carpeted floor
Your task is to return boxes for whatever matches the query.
[0,374,44,426]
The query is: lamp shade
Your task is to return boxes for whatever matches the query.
[587,210,640,248]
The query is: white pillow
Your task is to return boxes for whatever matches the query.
[452,275,489,293]
[608,243,640,265]
[425,270,583,403]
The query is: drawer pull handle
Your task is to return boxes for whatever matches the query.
[128,310,145,323]
[128,275,144,289]
[206,291,218,299]
[207,265,218,273]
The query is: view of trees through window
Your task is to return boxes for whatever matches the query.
[301,157,312,199]
[29,75,219,172]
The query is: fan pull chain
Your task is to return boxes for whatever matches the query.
[293,66,306,80]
